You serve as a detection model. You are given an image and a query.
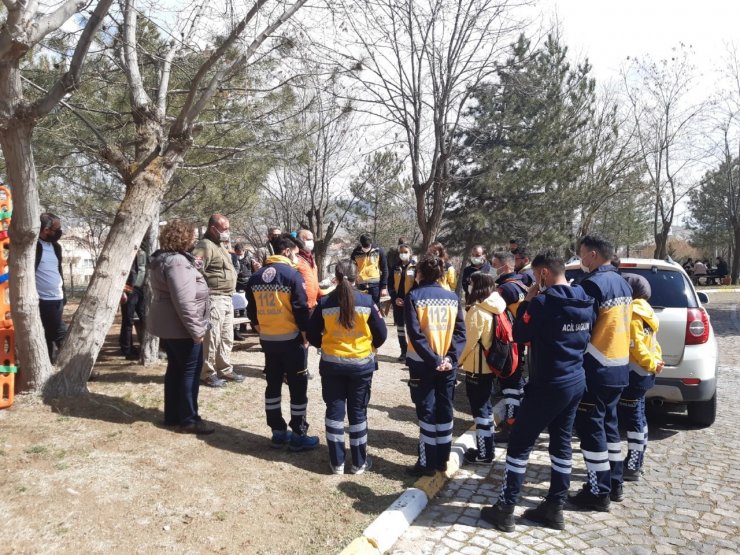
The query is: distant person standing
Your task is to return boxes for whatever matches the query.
[513,247,535,286]
[461,245,492,306]
[119,247,148,359]
[295,229,320,310]
[351,234,388,305]
[193,214,243,387]
[716,256,729,280]
[35,213,67,362]
[257,226,281,266]
[388,243,416,361]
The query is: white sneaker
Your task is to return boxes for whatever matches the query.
[329,462,344,475]
[351,457,373,475]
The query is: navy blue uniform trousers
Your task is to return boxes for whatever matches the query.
[575,383,623,496]
[264,342,309,436]
[162,338,203,426]
[465,372,495,459]
[408,361,456,471]
[321,370,373,468]
[618,372,655,472]
[392,304,407,355]
[501,380,585,504]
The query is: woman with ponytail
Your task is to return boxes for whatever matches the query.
[404,255,466,476]
[307,260,387,475]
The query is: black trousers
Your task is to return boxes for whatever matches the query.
[264,343,310,435]
[120,287,146,354]
[162,338,203,426]
[39,299,67,360]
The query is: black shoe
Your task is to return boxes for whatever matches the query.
[397,352,406,362]
[88,370,101,382]
[405,463,435,478]
[233,330,246,341]
[221,371,245,383]
[610,482,624,503]
[568,485,610,512]
[464,447,493,465]
[494,420,514,444]
[623,467,641,482]
[480,502,515,532]
[125,351,140,361]
[522,499,565,530]
[175,420,215,435]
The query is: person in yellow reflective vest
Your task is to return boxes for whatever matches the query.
[428,241,457,292]
[350,234,389,305]
[307,260,387,475]
[388,243,417,361]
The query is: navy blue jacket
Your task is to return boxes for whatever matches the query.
[461,262,492,296]
[496,272,529,316]
[513,284,595,387]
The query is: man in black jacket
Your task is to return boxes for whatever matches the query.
[35,213,66,362]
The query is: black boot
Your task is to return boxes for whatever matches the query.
[480,502,515,532]
[568,484,610,512]
[610,482,624,502]
[623,467,641,482]
[522,499,565,530]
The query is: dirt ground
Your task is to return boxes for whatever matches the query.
[0,310,472,555]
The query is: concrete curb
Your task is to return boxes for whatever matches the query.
[701,288,740,294]
[339,428,477,555]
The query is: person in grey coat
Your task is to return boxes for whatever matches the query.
[149,220,213,435]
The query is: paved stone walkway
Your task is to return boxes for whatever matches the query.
[392,297,740,554]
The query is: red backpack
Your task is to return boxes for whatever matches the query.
[479,312,519,379]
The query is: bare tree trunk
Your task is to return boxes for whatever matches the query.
[140,217,159,366]
[732,226,740,284]
[45,174,165,396]
[1,124,54,392]
[653,225,670,259]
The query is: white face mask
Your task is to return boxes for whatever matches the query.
[361,246,372,253]
[580,263,590,274]
[490,266,499,279]
[467,284,473,294]
[470,256,485,266]
[399,252,411,262]
[219,231,230,243]
[304,240,314,252]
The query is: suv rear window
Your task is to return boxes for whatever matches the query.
[620,268,698,309]
[565,267,698,309]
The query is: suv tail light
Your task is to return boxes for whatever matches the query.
[685,308,710,345]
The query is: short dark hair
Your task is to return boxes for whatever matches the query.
[398,236,407,245]
[578,234,615,261]
[493,251,515,265]
[467,272,498,305]
[359,234,373,247]
[268,226,281,235]
[512,246,529,259]
[416,254,445,283]
[471,244,486,254]
[40,212,60,230]
[271,233,299,254]
[234,242,244,253]
[531,249,565,275]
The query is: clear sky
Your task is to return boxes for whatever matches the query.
[536,0,740,85]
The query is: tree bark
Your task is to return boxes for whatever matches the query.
[140,217,160,365]
[732,226,740,285]
[1,123,54,392]
[45,169,166,397]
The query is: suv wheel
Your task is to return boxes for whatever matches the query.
[687,393,717,428]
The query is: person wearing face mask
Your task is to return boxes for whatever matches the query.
[246,233,319,451]
[570,234,632,512]
[193,213,243,388]
[35,213,68,363]
[295,229,320,310]
[480,250,595,532]
[231,243,257,339]
[351,234,389,305]
[461,245,492,307]
[257,226,282,266]
[388,243,417,361]
[490,251,530,442]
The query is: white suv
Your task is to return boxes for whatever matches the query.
[565,258,718,427]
